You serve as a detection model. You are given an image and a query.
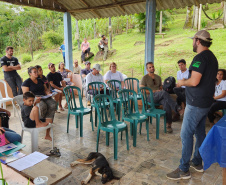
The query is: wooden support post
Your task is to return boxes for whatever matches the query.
[198,4,202,31]
[76,19,80,51]
[94,20,96,39]
[126,17,129,34]
[159,11,162,33]
[193,6,199,29]
[109,17,112,49]
[223,1,226,26]
[223,168,226,185]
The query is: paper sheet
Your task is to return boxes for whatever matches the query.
[8,151,48,171]
[0,143,17,153]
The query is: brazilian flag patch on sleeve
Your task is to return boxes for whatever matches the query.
[192,61,201,68]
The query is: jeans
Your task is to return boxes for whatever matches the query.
[179,104,210,172]
[3,127,21,143]
[153,90,178,123]
[208,101,226,122]
[5,73,22,97]
[173,87,186,106]
[81,47,90,61]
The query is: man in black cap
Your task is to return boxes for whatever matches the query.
[98,35,108,61]
[166,30,218,180]
[81,61,92,78]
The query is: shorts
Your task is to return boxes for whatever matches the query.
[24,118,46,128]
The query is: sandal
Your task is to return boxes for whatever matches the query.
[59,107,65,111]
[166,126,173,133]
[46,147,61,157]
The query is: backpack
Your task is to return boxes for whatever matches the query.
[0,112,9,128]
[163,76,176,94]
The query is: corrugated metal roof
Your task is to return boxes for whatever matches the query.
[0,0,223,19]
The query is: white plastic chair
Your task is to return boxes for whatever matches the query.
[13,95,54,152]
[0,80,15,116]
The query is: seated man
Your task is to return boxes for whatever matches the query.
[81,61,92,78]
[86,64,108,105]
[73,59,82,74]
[47,63,66,111]
[140,62,183,133]
[98,35,108,61]
[81,38,90,63]
[173,59,189,110]
[21,91,49,128]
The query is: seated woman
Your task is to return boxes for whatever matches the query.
[35,65,50,90]
[57,62,75,86]
[22,66,57,141]
[0,108,21,144]
[104,62,124,89]
[208,69,226,127]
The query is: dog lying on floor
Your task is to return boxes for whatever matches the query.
[70,152,120,184]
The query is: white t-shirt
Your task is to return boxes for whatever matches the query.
[177,69,189,88]
[215,80,226,101]
[105,71,123,81]
[86,72,104,89]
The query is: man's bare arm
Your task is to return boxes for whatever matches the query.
[177,71,202,87]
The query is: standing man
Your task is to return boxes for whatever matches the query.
[166,30,218,180]
[81,38,90,64]
[59,41,65,63]
[173,59,189,120]
[0,46,22,97]
[98,35,108,61]
[140,62,183,133]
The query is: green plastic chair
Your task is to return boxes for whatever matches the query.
[94,94,129,160]
[118,89,149,147]
[140,87,166,139]
[107,80,121,120]
[87,82,109,127]
[63,86,93,137]
[222,109,226,115]
[124,77,142,99]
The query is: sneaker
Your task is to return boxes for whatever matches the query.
[189,161,204,172]
[166,168,191,180]
[166,126,173,133]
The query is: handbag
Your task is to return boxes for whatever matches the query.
[0,112,9,128]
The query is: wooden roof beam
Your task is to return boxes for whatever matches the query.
[13,0,66,11]
[78,0,101,18]
[69,0,145,13]
[112,0,126,14]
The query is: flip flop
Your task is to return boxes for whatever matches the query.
[46,147,61,157]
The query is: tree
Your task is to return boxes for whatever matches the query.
[183,6,193,29]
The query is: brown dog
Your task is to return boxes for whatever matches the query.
[70,152,119,184]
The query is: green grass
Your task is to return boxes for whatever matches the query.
[1,3,226,81]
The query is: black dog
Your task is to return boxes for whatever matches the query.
[70,152,119,184]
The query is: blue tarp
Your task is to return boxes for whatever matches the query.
[199,115,226,170]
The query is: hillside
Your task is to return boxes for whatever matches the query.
[0,3,226,81]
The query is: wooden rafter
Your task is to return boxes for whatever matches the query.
[52,0,68,11]
[78,0,101,18]
[10,0,66,12]
[69,0,146,13]
[112,0,126,14]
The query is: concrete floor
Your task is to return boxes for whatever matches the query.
[8,98,223,185]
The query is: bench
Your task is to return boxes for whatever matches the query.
[155,33,166,38]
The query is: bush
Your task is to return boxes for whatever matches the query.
[42,31,64,49]
[21,54,32,64]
